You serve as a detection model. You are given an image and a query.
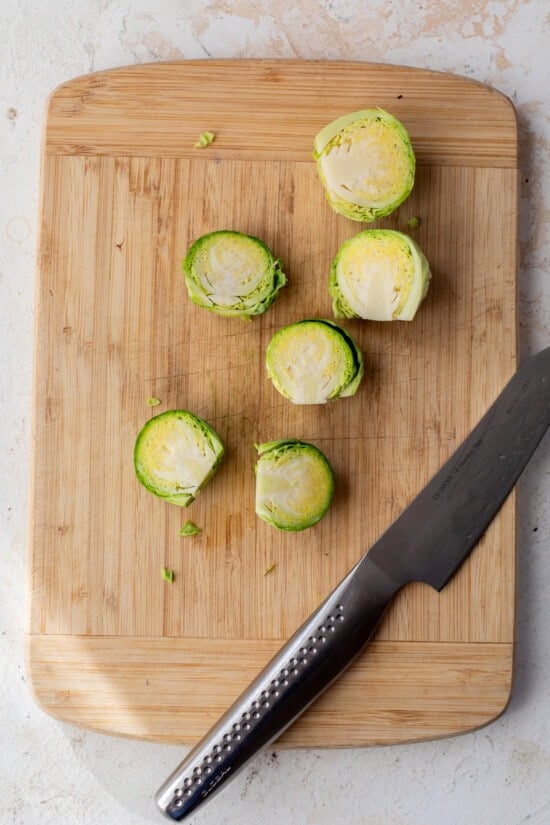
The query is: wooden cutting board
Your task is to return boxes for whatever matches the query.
[27,60,518,746]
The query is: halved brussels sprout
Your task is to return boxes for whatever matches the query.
[266,319,363,404]
[255,439,334,531]
[330,229,431,321]
[134,410,224,506]
[313,109,415,222]
[183,230,286,318]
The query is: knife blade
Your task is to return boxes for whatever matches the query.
[155,346,550,821]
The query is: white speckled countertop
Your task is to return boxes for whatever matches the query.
[2,2,550,823]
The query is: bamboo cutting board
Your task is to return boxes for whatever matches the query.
[28,60,518,746]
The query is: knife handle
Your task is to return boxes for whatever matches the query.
[155,556,402,821]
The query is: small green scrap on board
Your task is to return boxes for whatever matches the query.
[161,567,174,583]
[179,521,202,537]
[194,131,215,148]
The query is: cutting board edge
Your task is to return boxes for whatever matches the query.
[42,59,518,167]
[44,57,518,102]
[26,635,514,747]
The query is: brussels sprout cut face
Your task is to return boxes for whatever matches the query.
[330,230,432,322]
[313,109,415,222]
[134,410,224,506]
[255,440,334,531]
[266,320,363,405]
[183,230,286,318]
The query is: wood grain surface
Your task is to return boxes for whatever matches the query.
[28,60,518,745]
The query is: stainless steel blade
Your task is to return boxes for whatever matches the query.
[367,346,550,590]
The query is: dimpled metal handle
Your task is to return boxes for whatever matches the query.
[155,556,401,820]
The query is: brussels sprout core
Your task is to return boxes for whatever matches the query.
[266,319,363,404]
[313,109,415,222]
[255,439,334,531]
[183,230,286,318]
[134,410,224,506]
[330,229,431,322]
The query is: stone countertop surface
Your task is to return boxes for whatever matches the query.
[1,2,550,823]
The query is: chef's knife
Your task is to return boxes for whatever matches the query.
[156,346,550,821]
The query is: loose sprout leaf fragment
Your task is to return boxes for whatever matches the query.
[147,397,161,406]
[179,521,202,536]
[255,439,335,531]
[266,319,363,404]
[313,108,415,222]
[194,131,215,148]
[134,410,224,507]
[161,567,174,582]
[183,230,286,318]
[330,229,432,322]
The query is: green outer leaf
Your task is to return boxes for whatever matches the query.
[256,437,314,456]
[313,108,415,223]
[134,410,224,507]
[322,193,410,224]
[396,234,432,320]
[265,319,363,404]
[255,439,334,531]
[313,108,387,155]
[183,230,286,318]
[316,320,364,397]
[329,229,432,322]
[328,258,360,319]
